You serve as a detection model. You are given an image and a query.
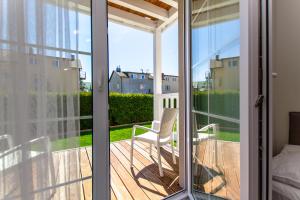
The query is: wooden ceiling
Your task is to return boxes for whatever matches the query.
[107,0,178,32]
[144,0,172,11]
[108,2,157,21]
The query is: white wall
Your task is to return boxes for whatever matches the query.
[273,0,300,154]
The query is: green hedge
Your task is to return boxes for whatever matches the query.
[79,91,240,131]
[80,92,93,130]
[79,92,153,129]
[193,91,240,131]
[109,92,153,125]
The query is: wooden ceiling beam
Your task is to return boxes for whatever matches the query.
[108,6,157,32]
[192,0,239,14]
[159,0,178,9]
[157,7,178,30]
[108,0,169,21]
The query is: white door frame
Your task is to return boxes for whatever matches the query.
[92,1,110,199]
[240,0,260,200]
[90,0,260,199]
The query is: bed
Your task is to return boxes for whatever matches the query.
[272,112,300,200]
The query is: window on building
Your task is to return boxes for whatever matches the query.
[131,74,137,79]
[141,75,145,79]
[52,59,59,68]
[140,84,144,90]
[165,85,170,91]
[232,60,238,67]
[173,77,176,81]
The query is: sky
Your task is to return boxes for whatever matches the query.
[192,19,240,82]
[108,21,179,76]
[80,20,179,83]
[79,16,240,83]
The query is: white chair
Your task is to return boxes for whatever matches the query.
[193,122,218,177]
[0,134,13,152]
[130,108,178,177]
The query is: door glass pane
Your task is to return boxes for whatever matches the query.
[0,0,92,199]
[191,0,240,199]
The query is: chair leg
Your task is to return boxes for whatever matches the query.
[157,145,164,177]
[171,141,176,165]
[149,144,152,156]
[130,138,134,167]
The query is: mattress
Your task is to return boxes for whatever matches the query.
[273,180,300,200]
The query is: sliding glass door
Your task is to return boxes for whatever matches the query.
[190,0,241,199]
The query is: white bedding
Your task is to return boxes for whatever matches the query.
[273,180,300,200]
[272,145,300,200]
[273,151,300,189]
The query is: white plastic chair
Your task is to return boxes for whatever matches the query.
[130,108,178,177]
[193,122,218,177]
[0,134,13,152]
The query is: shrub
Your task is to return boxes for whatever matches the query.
[193,90,240,131]
[79,92,153,129]
[80,92,93,130]
[109,92,153,125]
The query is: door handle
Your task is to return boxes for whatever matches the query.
[255,95,264,107]
[98,69,105,92]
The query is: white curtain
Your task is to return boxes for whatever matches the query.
[0,0,88,199]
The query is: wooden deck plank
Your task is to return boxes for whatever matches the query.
[110,165,134,200]
[113,142,174,196]
[124,140,173,171]
[201,140,214,194]
[213,140,227,198]
[111,145,162,200]
[193,141,240,200]
[110,151,150,200]
[52,150,82,200]
[80,148,92,200]
[111,188,117,200]
[222,142,240,200]
[134,141,179,169]
[119,141,182,192]
[192,138,207,190]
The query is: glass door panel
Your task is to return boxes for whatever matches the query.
[0,0,92,199]
[191,0,240,199]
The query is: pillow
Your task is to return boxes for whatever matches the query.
[281,145,300,155]
[273,151,300,189]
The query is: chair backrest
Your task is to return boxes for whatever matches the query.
[0,134,13,152]
[159,108,178,139]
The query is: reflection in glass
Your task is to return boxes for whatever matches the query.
[0,0,92,199]
[191,0,240,199]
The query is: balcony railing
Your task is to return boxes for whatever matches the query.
[158,93,179,151]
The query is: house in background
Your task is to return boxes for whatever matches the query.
[109,66,178,94]
[210,56,240,91]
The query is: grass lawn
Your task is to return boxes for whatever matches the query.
[51,124,239,151]
[217,131,240,142]
[51,124,151,151]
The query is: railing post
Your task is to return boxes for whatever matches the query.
[153,29,162,121]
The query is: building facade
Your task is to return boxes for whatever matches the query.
[109,69,178,94]
[210,56,240,91]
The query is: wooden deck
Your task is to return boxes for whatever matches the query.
[49,139,240,200]
[193,140,240,200]
[51,140,181,200]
